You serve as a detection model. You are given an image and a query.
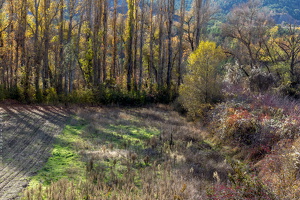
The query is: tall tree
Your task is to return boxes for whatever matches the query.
[57,0,64,94]
[138,0,145,90]
[166,0,175,90]
[102,0,108,83]
[133,0,139,90]
[125,0,135,91]
[19,0,30,99]
[0,0,6,88]
[7,0,15,88]
[194,0,203,48]
[31,0,42,99]
[157,0,166,88]
[92,0,102,86]
[112,0,118,80]
[42,0,50,90]
[177,0,186,87]
[222,0,271,71]
[276,24,300,84]
[148,0,157,89]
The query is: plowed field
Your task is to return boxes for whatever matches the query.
[0,104,69,199]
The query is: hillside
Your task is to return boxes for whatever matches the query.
[214,0,300,23]
[112,0,300,24]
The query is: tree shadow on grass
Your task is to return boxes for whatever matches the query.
[0,104,70,199]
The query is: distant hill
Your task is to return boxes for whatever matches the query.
[214,0,300,24]
[110,0,300,24]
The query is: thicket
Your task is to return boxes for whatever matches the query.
[203,78,300,199]
[0,83,176,106]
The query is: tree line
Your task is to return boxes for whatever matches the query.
[1,0,299,104]
[179,0,300,118]
[0,0,217,103]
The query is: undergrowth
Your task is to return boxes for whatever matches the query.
[205,83,300,199]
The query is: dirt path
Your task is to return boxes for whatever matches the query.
[0,104,69,200]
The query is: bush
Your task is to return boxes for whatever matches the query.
[45,87,59,103]
[64,88,95,104]
[0,85,7,101]
[8,85,21,100]
[207,160,274,200]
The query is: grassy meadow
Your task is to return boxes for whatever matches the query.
[21,105,229,199]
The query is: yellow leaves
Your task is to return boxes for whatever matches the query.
[269,26,279,37]
[188,41,225,66]
[179,40,225,119]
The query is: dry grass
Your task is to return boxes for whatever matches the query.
[21,105,230,199]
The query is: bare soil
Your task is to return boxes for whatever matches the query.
[0,104,69,200]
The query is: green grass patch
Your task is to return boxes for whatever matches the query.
[28,122,86,188]
[27,117,160,190]
[100,124,160,150]
[23,110,167,199]
[83,124,161,182]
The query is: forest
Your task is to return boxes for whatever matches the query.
[1,0,300,199]
[0,0,299,105]
[0,0,203,104]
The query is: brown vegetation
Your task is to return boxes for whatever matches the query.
[21,105,231,199]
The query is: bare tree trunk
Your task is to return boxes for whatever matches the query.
[158,0,165,88]
[102,0,108,83]
[8,1,14,88]
[118,14,126,83]
[149,0,156,90]
[75,15,88,88]
[177,0,185,87]
[166,0,175,90]
[58,0,64,94]
[93,0,102,86]
[138,0,145,90]
[14,34,19,87]
[133,0,139,91]
[67,0,76,93]
[34,0,41,99]
[126,0,135,91]
[0,1,5,88]
[194,0,203,48]
[20,0,29,99]
[112,0,118,80]
[42,0,50,91]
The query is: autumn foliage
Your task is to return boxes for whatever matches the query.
[179,41,225,118]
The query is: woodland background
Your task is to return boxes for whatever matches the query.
[0,0,299,106]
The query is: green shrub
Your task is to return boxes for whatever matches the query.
[8,85,21,100]
[0,85,7,101]
[45,87,59,103]
[34,89,43,103]
[65,89,95,104]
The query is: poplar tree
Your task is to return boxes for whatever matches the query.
[126,0,135,91]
